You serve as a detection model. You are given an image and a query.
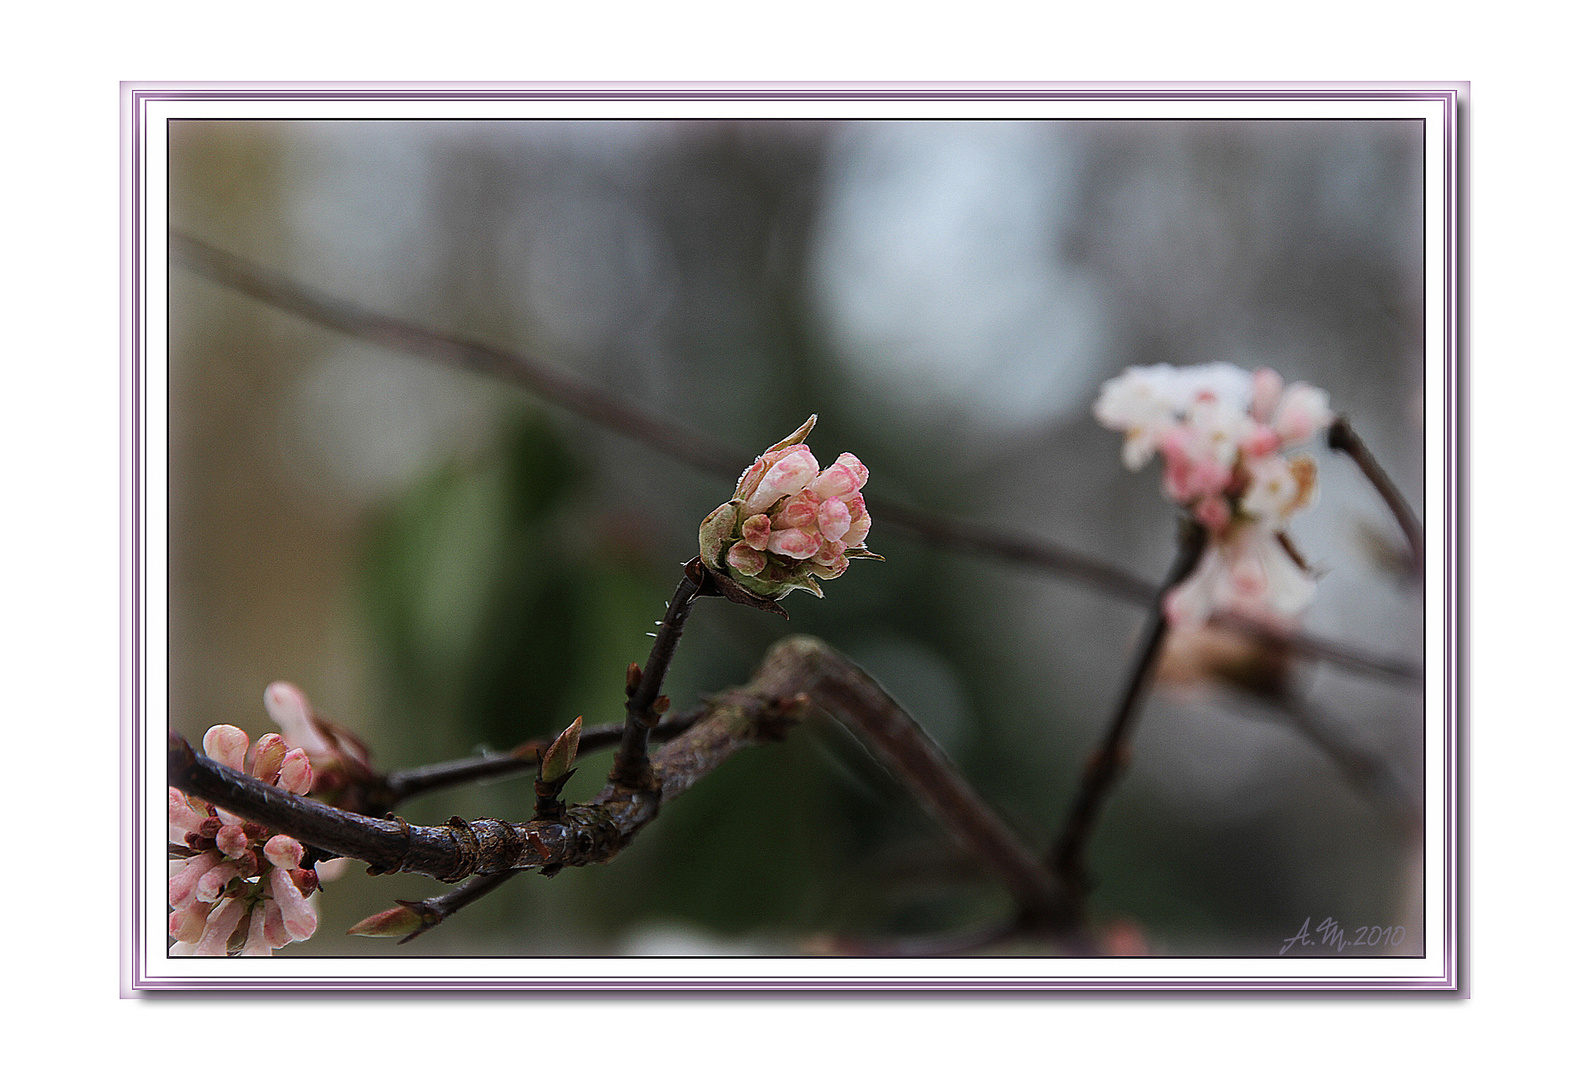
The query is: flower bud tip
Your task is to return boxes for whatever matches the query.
[347,905,425,939]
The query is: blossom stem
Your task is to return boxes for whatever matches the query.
[609,563,707,789]
[1050,520,1209,936]
[1327,415,1424,573]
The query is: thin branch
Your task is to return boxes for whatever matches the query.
[1270,692,1422,835]
[171,636,1060,940]
[391,870,522,944]
[610,564,706,788]
[1051,521,1208,932]
[380,715,697,808]
[793,644,1064,926]
[1328,415,1424,573]
[170,232,1420,687]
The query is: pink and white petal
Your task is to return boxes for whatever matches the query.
[169,851,223,909]
[263,834,306,870]
[747,446,820,511]
[741,513,772,550]
[215,823,250,860]
[767,528,821,560]
[264,681,331,757]
[816,497,852,542]
[269,868,318,941]
[202,725,251,773]
[191,896,248,956]
[240,903,276,956]
[725,542,767,576]
[1250,367,1284,422]
[1273,383,1333,444]
[277,748,314,795]
[169,902,212,944]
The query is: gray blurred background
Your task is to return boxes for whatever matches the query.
[167,117,1425,957]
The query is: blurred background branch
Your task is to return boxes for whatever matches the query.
[171,230,1421,686]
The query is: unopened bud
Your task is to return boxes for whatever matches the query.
[250,733,287,783]
[215,823,250,860]
[202,725,251,773]
[263,834,305,869]
[347,904,425,939]
[277,747,314,795]
[625,663,643,696]
[652,695,670,717]
[541,716,583,783]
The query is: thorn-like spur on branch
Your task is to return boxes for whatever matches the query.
[170,233,1419,687]
[1327,415,1424,573]
[379,715,697,809]
[170,637,1060,930]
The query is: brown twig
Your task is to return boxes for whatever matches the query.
[170,636,1061,943]
[380,715,696,809]
[390,870,522,944]
[609,563,707,788]
[1051,521,1208,935]
[1327,415,1424,573]
[169,231,1420,687]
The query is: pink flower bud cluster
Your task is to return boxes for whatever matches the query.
[168,724,320,956]
[699,415,882,600]
[1094,363,1334,627]
[261,680,375,810]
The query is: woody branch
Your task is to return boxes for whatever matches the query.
[169,636,1060,918]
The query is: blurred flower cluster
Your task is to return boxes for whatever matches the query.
[168,722,322,956]
[699,415,881,600]
[1094,363,1333,626]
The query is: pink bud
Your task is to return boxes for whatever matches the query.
[746,446,820,511]
[813,540,848,571]
[263,834,305,869]
[169,852,223,910]
[202,725,250,773]
[1193,495,1232,533]
[269,868,318,941]
[168,788,209,844]
[1250,367,1284,421]
[1241,425,1282,458]
[1273,384,1332,444]
[772,489,819,531]
[277,747,314,795]
[740,513,771,550]
[841,502,871,548]
[195,862,240,905]
[725,541,767,575]
[347,904,425,939]
[215,824,250,860]
[816,498,852,542]
[767,528,821,560]
[169,903,211,944]
[810,457,866,500]
[250,732,288,783]
[263,681,317,748]
[191,896,248,956]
